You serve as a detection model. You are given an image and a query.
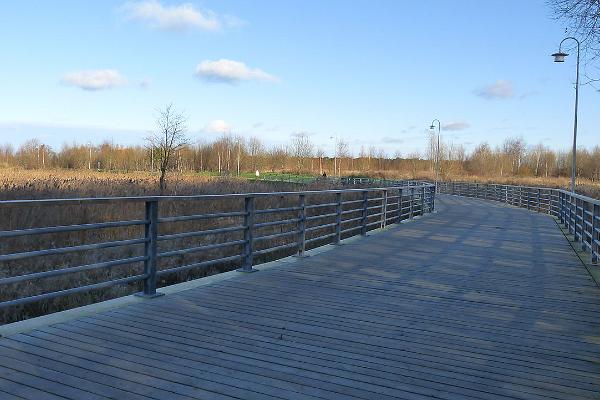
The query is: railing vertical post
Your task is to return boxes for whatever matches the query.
[397,188,403,222]
[361,190,369,236]
[574,196,580,241]
[593,203,598,264]
[409,187,415,219]
[138,200,162,298]
[568,193,573,233]
[420,186,425,215]
[519,187,523,208]
[381,189,388,229]
[583,201,590,251]
[239,195,257,272]
[537,188,541,213]
[297,194,307,256]
[560,191,565,225]
[334,192,342,245]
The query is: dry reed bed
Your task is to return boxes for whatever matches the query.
[0,169,394,324]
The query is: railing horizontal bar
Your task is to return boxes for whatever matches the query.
[157,254,243,277]
[0,185,435,208]
[159,211,246,223]
[340,225,362,234]
[158,239,246,258]
[306,213,337,221]
[0,256,147,286]
[341,216,363,225]
[254,218,299,229]
[306,222,337,233]
[253,242,298,256]
[0,219,148,239]
[342,199,364,205]
[254,230,298,242]
[305,202,338,209]
[0,274,147,309]
[341,209,361,215]
[306,232,337,244]
[366,220,383,228]
[255,206,302,215]
[0,237,148,262]
[157,225,244,241]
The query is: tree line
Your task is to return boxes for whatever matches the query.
[2,134,599,181]
[0,103,597,184]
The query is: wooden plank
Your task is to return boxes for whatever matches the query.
[66,307,600,400]
[1,195,600,400]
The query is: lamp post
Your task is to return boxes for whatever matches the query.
[429,119,441,189]
[87,142,92,170]
[552,37,580,193]
[330,134,338,177]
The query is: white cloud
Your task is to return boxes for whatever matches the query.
[381,136,404,144]
[61,69,128,91]
[442,121,470,131]
[476,80,514,100]
[204,119,231,133]
[195,59,279,84]
[122,0,221,32]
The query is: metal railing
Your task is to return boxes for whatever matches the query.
[437,181,599,264]
[249,173,428,188]
[0,182,435,312]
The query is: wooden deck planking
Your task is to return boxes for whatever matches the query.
[1,194,600,399]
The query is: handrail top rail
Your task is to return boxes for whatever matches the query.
[555,189,600,206]
[443,181,599,206]
[0,182,434,208]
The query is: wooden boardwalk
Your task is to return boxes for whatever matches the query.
[1,195,600,400]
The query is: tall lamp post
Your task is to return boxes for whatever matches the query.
[330,134,338,177]
[552,37,580,193]
[429,119,441,189]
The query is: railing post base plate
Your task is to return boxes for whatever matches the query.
[134,292,165,299]
[236,268,259,273]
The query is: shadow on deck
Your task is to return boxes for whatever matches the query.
[1,195,600,399]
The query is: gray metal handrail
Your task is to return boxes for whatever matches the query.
[437,181,599,264]
[0,181,435,312]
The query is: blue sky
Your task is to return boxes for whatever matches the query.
[0,0,598,156]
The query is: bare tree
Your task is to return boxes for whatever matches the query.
[248,136,264,171]
[290,133,314,173]
[316,147,326,175]
[551,0,600,54]
[550,0,600,82]
[146,104,189,193]
[336,139,350,175]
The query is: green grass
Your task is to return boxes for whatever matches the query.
[239,171,319,183]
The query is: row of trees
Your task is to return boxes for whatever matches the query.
[2,134,599,181]
[0,104,598,184]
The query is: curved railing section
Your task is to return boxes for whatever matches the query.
[438,181,599,265]
[0,182,435,316]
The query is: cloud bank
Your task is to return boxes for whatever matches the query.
[442,121,470,131]
[195,59,279,84]
[61,69,128,91]
[476,80,514,100]
[204,119,231,133]
[122,0,221,32]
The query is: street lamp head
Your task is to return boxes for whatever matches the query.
[552,51,568,63]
